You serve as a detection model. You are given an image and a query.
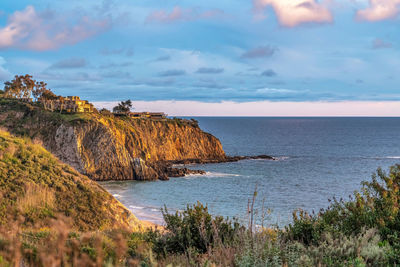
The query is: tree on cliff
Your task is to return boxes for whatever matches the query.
[4,75,36,99]
[113,100,133,114]
[39,89,59,111]
[4,75,52,101]
[32,81,50,101]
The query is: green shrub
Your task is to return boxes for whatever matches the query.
[285,165,400,264]
[152,202,243,257]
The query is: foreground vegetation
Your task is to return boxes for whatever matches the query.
[2,165,400,265]
[1,126,400,265]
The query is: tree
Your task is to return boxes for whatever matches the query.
[39,89,59,111]
[4,75,36,99]
[4,75,52,101]
[113,100,133,114]
[32,81,49,101]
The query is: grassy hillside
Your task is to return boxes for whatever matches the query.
[0,129,139,231]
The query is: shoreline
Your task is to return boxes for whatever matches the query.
[159,155,276,179]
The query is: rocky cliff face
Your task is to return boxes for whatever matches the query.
[0,100,226,181]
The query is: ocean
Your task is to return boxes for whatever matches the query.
[101,117,400,226]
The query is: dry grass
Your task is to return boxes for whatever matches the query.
[0,217,140,267]
[16,182,55,214]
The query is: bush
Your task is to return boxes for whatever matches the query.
[151,202,243,257]
[99,108,112,116]
[285,165,400,264]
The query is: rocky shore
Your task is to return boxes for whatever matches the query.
[158,155,275,179]
[169,155,275,165]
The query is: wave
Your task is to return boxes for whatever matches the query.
[368,156,400,160]
[184,171,242,179]
[129,205,145,210]
[127,205,164,224]
[275,156,290,161]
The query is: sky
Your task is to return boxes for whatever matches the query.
[0,0,400,116]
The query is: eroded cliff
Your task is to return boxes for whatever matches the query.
[0,99,226,181]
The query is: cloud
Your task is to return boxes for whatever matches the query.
[372,38,393,49]
[101,71,132,79]
[158,70,186,77]
[146,6,224,23]
[356,0,400,21]
[99,62,133,69]
[154,55,171,62]
[0,6,110,51]
[50,58,87,69]
[253,0,333,27]
[196,67,224,74]
[125,78,176,87]
[192,78,226,89]
[261,69,277,77]
[100,47,134,56]
[256,88,299,94]
[241,46,277,59]
[39,71,101,82]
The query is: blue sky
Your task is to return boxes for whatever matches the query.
[0,0,400,114]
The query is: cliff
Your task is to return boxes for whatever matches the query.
[0,99,226,181]
[0,129,140,231]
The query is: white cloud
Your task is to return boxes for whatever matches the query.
[356,0,400,21]
[253,0,333,27]
[0,6,110,51]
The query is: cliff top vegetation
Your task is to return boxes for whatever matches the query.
[0,97,200,139]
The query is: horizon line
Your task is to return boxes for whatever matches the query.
[93,100,400,117]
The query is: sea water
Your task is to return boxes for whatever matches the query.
[101,117,400,226]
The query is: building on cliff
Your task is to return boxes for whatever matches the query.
[129,112,167,120]
[114,111,167,120]
[40,96,95,113]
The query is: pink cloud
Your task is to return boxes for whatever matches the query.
[0,6,110,51]
[146,6,224,23]
[253,0,333,27]
[356,0,400,21]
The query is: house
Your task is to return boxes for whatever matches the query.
[128,112,167,120]
[40,96,95,113]
[63,96,94,113]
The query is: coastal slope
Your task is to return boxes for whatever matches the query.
[0,129,140,231]
[0,99,226,181]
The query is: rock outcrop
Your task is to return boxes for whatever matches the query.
[0,100,226,181]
